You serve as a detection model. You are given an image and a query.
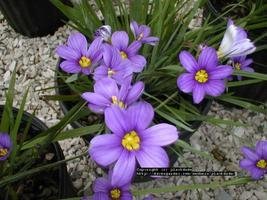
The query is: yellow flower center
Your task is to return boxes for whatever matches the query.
[0,148,8,157]
[122,131,140,151]
[137,33,144,41]
[79,56,91,68]
[120,51,128,59]
[111,96,125,109]
[110,188,121,200]
[234,62,241,70]
[195,69,209,83]
[256,159,267,169]
[108,68,116,77]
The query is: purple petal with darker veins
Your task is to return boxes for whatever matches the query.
[125,81,144,105]
[67,32,87,55]
[81,67,92,75]
[179,51,198,73]
[192,84,205,104]
[198,47,218,70]
[82,92,110,107]
[121,191,133,200]
[60,60,81,74]
[93,65,108,81]
[209,65,233,80]
[112,150,136,187]
[112,31,129,50]
[142,37,159,45]
[56,45,81,61]
[102,44,112,66]
[239,159,255,169]
[0,133,12,148]
[94,78,119,99]
[88,104,105,114]
[89,134,122,167]
[127,41,142,56]
[177,73,195,93]
[255,140,267,159]
[93,177,110,193]
[139,25,151,37]
[130,21,139,38]
[136,146,169,168]
[127,101,154,131]
[241,59,253,68]
[204,80,225,97]
[250,167,265,180]
[128,55,146,72]
[87,37,103,59]
[105,106,129,135]
[141,123,178,146]
[93,192,109,200]
[241,147,260,162]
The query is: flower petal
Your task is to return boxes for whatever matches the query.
[93,65,108,81]
[67,32,87,55]
[88,104,105,114]
[241,146,260,162]
[142,36,159,45]
[130,21,139,38]
[250,168,265,180]
[209,65,233,80]
[112,31,129,50]
[127,101,154,131]
[179,51,198,73]
[204,80,225,97]
[93,177,110,193]
[121,191,133,200]
[255,140,267,160]
[81,92,110,107]
[198,47,218,70]
[128,55,146,72]
[105,106,129,135]
[136,146,169,168]
[127,41,142,56]
[141,123,179,146]
[89,134,122,167]
[239,159,255,169]
[94,78,119,99]
[93,192,109,200]
[88,37,103,60]
[0,133,12,148]
[242,67,254,73]
[192,84,205,104]
[112,150,136,187]
[125,81,144,105]
[177,73,195,93]
[56,45,80,60]
[241,58,253,68]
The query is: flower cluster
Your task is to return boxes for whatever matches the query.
[177,19,256,104]
[57,22,178,199]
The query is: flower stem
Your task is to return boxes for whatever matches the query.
[132,177,251,196]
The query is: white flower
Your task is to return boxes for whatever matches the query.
[94,25,112,42]
[218,19,256,58]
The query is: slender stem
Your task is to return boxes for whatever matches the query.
[132,177,251,196]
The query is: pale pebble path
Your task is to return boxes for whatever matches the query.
[0,11,267,200]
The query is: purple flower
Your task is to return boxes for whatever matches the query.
[56,32,103,75]
[111,31,146,73]
[239,140,267,180]
[82,78,144,114]
[130,21,159,45]
[93,44,133,85]
[177,47,233,104]
[229,56,254,81]
[94,25,112,42]
[0,133,12,161]
[218,19,256,58]
[92,170,132,200]
[89,102,179,186]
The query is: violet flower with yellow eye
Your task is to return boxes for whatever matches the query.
[81,78,144,114]
[56,32,103,75]
[240,140,267,180]
[130,21,159,46]
[229,56,254,81]
[177,47,233,104]
[0,132,12,161]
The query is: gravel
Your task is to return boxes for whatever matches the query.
[0,10,267,200]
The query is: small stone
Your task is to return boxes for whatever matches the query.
[254,191,267,200]
[240,191,253,200]
[73,179,83,189]
[45,153,55,160]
